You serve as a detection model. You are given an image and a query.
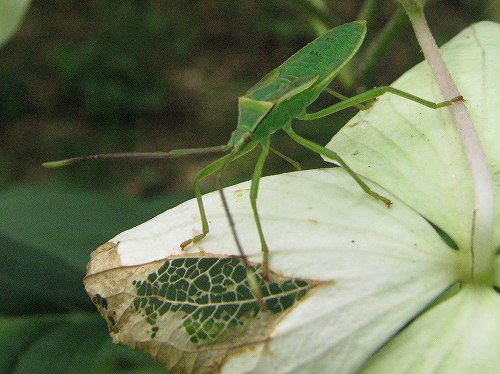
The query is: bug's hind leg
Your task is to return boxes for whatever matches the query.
[299,86,462,121]
[285,126,392,207]
[180,154,230,249]
[323,87,367,111]
[250,140,271,280]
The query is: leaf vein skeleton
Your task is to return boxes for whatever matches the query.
[44,21,461,300]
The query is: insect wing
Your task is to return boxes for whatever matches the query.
[243,21,366,113]
[245,67,281,97]
[246,74,320,103]
[279,21,366,86]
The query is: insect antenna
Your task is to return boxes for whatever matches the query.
[42,145,231,168]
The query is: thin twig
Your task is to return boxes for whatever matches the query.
[356,0,384,27]
[403,3,494,280]
[357,8,409,87]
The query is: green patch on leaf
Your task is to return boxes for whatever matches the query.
[131,257,315,343]
[84,252,326,372]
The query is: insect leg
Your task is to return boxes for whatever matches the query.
[215,148,251,267]
[285,126,392,207]
[216,145,265,305]
[180,154,231,249]
[183,140,258,249]
[323,87,367,110]
[299,86,462,121]
[270,146,302,171]
[250,140,271,280]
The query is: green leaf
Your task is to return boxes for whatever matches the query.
[0,186,178,372]
[0,315,63,373]
[0,186,184,270]
[0,314,165,373]
[10,315,108,374]
[0,235,91,315]
[0,0,30,48]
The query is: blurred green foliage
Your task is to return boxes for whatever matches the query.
[0,0,495,196]
[0,186,184,372]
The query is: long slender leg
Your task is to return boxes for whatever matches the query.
[215,148,251,267]
[299,86,462,121]
[215,145,266,305]
[250,140,271,280]
[270,146,301,171]
[323,87,367,111]
[180,154,231,248]
[181,142,259,249]
[285,126,392,207]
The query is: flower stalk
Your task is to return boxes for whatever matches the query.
[400,2,494,282]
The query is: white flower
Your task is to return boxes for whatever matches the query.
[85,22,499,373]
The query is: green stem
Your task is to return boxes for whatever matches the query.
[292,0,340,30]
[356,0,384,26]
[403,4,494,282]
[357,8,408,86]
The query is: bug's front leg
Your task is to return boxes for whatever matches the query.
[180,155,230,249]
[249,140,271,280]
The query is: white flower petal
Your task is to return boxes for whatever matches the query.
[360,286,500,374]
[102,168,458,372]
[325,21,500,250]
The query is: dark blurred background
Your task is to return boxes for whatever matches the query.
[1,0,498,198]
